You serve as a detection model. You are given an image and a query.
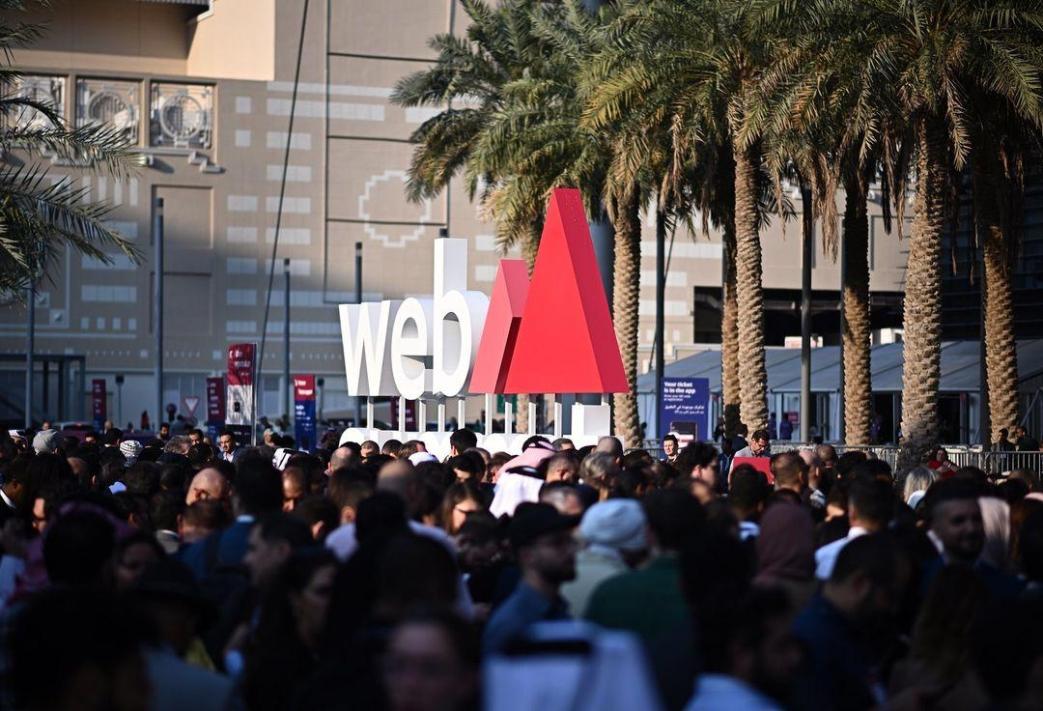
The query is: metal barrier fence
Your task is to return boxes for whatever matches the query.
[641,439,1043,477]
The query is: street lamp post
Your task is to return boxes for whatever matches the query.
[24,281,35,430]
[115,373,125,429]
[153,197,164,432]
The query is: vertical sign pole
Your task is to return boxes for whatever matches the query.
[283,259,291,429]
[24,281,34,430]
[366,396,374,430]
[437,395,446,433]
[484,393,494,436]
[457,397,466,432]
[553,394,563,439]
[505,400,514,436]
[528,399,537,436]
[398,395,406,437]
[418,399,427,434]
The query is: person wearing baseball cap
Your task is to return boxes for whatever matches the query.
[482,502,579,653]
[561,500,648,617]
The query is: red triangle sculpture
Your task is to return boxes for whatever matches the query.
[500,188,628,394]
[469,259,529,393]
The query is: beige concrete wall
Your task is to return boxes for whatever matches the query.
[187,0,276,82]
[5,0,191,76]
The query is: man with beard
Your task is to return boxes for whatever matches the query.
[686,587,802,710]
[922,478,1023,600]
[482,502,578,653]
[792,533,909,710]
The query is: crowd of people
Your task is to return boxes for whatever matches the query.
[2,421,1043,710]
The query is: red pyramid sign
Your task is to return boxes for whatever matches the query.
[470,259,529,393]
[501,188,628,394]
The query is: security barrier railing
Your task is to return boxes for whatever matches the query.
[641,439,1043,478]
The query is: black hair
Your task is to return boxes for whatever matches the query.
[922,477,984,523]
[451,428,479,453]
[292,495,339,535]
[728,464,769,513]
[43,509,117,585]
[448,452,485,481]
[848,477,895,527]
[150,489,185,532]
[234,453,284,516]
[355,491,409,546]
[8,588,152,710]
[830,532,905,587]
[642,488,705,551]
[674,441,717,476]
[124,461,161,498]
[663,433,679,445]
[254,512,314,550]
[750,429,770,442]
[327,467,375,511]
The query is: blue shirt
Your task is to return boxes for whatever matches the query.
[483,580,570,654]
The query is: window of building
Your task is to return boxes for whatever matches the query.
[76,78,141,144]
[6,74,65,130]
[149,82,213,150]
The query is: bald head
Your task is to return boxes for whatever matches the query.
[186,467,231,505]
[327,445,354,474]
[596,436,624,461]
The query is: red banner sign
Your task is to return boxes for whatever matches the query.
[226,343,255,427]
[206,377,225,423]
[91,378,106,426]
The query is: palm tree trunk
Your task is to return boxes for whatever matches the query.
[733,142,768,433]
[898,117,947,471]
[721,219,742,440]
[612,190,643,447]
[973,149,1019,444]
[842,172,872,444]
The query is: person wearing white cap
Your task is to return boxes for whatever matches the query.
[119,439,143,466]
[560,500,647,617]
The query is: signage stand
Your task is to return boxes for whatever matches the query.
[553,395,563,439]
[457,398,467,432]
[528,400,537,435]
[397,395,407,437]
[505,400,513,435]
[418,399,427,434]
[366,397,374,429]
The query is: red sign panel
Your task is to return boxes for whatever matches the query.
[226,343,255,427]
[206,377,225,423]
[91,378,106,425]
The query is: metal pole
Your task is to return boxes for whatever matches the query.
[355,241,363,427]
[838,226,846,442]
[800,185,813,442]
[655,210,666,442]
[283,258,291,427]
[154,197,164,431]
[24,282,35,430]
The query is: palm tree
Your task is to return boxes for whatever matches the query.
[749,1,891,446]
[794,0,1043,467]
[587,0,777,435]
[0,3,139,295]
[971,109,1033,444]
[395,0,649,439]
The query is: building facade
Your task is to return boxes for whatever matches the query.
[0,0,911,430]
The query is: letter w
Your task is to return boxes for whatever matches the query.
[339,302,397,396]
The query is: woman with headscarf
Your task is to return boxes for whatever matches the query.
[753,501,816,611]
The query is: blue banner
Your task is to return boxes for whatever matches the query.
[659,377,710,443]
